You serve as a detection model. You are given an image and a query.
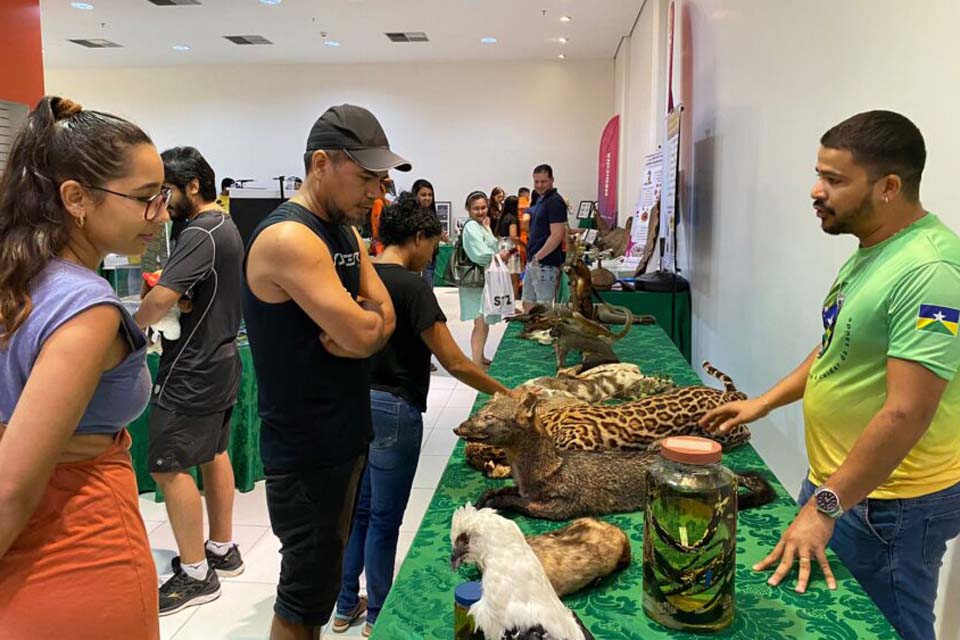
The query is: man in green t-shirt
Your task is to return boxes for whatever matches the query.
[702,111,960,640]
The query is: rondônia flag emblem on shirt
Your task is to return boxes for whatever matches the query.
[916,304,960,337]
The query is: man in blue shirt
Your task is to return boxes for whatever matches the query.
[521,164,568,311]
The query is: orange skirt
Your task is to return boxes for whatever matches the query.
[0,429,159,640]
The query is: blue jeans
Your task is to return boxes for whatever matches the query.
[422,262,435,289]
[336,390,423,625]
[521,263,560,304]
[798,476,960,640]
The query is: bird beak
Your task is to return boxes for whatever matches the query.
[450,539,469,570]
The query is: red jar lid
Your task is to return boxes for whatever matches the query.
[660,436,722,465]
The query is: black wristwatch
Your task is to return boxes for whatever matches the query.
[814,487,844,519]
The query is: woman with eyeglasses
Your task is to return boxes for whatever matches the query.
[0,97,168,639]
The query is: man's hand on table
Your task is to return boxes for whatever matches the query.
[755,499,838,593]
[699,396,770,434]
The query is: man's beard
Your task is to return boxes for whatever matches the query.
[168,201,192,221]
[818,192,873,236]
[322,195,365,225]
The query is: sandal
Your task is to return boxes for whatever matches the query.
[332,596,368,633]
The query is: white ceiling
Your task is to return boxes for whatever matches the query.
[40,0,643,68]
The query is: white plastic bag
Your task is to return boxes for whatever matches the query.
[483,255,515,316]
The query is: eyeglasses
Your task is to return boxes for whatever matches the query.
[85,185,172,221]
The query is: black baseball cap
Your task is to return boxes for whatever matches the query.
[305,104,411,173]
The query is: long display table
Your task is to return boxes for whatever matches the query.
[371,323,896,639]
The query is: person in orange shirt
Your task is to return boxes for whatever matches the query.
[368,178,394,256]
[517,187,531,265]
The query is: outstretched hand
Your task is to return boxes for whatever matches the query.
[699,397,770,434]
[754,500,838,593]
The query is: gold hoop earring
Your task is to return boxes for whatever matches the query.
[75,215,86,229]
[884,197,889,204]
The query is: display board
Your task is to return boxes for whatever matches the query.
[660,108,682,272]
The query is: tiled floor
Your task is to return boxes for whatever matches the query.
[145,288,508,639]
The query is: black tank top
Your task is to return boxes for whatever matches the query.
[242,201,371,472]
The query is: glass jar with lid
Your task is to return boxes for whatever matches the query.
[643,436,737,632]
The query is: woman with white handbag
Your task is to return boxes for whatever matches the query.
[458,191,512,368]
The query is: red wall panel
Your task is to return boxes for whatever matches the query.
[1,0,45,107]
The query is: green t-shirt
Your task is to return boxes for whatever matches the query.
[804,213,960,499]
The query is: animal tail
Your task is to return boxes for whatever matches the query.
[702,360,738,393]
[608,304,633,337]
[735,471,778,511]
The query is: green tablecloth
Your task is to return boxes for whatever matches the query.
[433,244,455,287]
[128,342,263,495]
[601,289,692,363]
[372,323,896,639]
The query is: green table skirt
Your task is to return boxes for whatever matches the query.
[601,289,692,363]
[371,323,896,639]
[128,343,263,496]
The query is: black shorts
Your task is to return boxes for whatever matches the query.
[148,405,233,473]
[265,455,366,627]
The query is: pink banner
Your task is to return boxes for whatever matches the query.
[597,114,620,229]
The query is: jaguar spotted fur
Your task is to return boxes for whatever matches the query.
[462,361,751,478]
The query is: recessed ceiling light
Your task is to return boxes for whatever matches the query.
[259,0,281,4]
[323,40,342,47]
[71,2,95,9]
[172,44,191,51]
[557,53,566,60]
[560,15,572,23]
[481,37,497,44]
[557,37,569,44]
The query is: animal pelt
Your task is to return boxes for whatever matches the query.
[550,321,620,371]
[563,240,597,319]
[513,306,630,344]
[464,362,755,479]
[594,210,632,259]
[466,365,677,479]
[562,237,651,327]
[465,394,591,479]
[519,363,675,404]
[455,392,776,520]
[525,518,632,597]
[451,504,595,640]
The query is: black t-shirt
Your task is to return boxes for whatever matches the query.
[370,264,446,411]
[496,212,519,239]
[527,188,567,267]
[242,202,371,472]
[154,210,243,415]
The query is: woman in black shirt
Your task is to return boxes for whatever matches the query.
[497,195,522,299]
[333,192,511,637]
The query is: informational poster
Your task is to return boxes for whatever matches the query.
[660,109,682,272]
[628,150,663,257]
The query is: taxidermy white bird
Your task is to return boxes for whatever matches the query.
[450,503,594,640]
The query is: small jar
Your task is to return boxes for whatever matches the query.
[454,581,485,640]
[643,436,737,632]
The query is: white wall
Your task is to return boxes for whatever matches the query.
[45,60,614,222]
[616,0,668,228]
[617,1,960,637]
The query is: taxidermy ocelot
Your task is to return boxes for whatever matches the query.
[450,504,595,640]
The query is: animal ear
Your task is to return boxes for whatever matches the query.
[517,390,539,423]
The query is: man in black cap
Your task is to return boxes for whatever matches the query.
[242,105,407,640]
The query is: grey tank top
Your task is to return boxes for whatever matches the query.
[0,259,151,434]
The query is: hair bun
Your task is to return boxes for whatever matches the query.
[52,97,83,121]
